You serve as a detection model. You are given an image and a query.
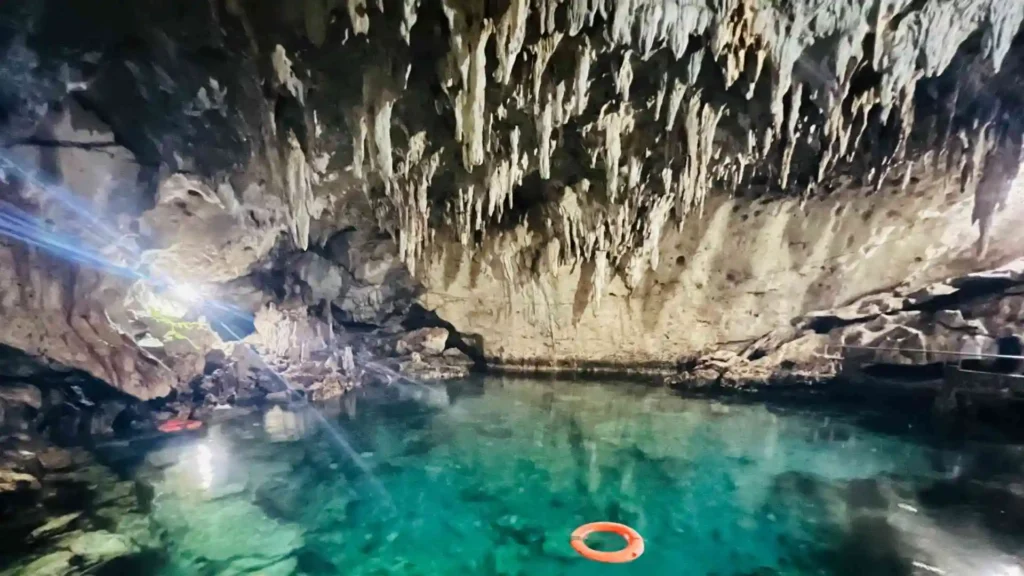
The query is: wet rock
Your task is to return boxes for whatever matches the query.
[29,511,82,542]
[93,480,135,508]
[37,448,74,472]
[223,555,298,576]
[396,328,449,356]
[153,495,303,569]
[400,354,471,381]
[65,529,139,563]
[19,550,75,576]
[253,477,304,521]
[0,469,42,494]
[541,531,578,560]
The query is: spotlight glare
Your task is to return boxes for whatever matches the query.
[171,283,201,304]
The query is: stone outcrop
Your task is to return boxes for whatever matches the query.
[0,0,1022,391]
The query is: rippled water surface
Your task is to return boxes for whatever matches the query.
[96,379,1024,574]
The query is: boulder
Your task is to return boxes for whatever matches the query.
[396,328,449,357]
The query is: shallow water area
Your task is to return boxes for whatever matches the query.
[19,377,1024,575]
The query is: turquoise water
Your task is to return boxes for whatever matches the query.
[116,378,1024,574]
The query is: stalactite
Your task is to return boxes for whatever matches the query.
[637,1,663,58]
[531,33,564,108]
[271,45,305,105]
[987,2,1024,72]
[654,74,667,122]
[443,1,492,170]
[495,0,529,84]
[400,0,421,44]
[571,39,594,117]
[678,93,722,229]
[330,0,1024,317]
[372,99,394,179]
[347,106,369,179]
[285,131,313,250]
[347,0,370,35]
[610,0,635,47]
[664,78,685,133]
[537,96,555,179]
[779,84,803,190]
[615,51,634,102]
[598,105,635,202]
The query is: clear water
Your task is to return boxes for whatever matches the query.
[109,378,1024,574]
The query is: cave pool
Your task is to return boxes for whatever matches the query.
[78,378,1024,574]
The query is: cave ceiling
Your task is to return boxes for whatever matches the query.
[0,0,1022,294]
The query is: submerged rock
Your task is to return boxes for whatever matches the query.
[19,550,75,576]
[28,512,82,542]
[153,493,304,570]
[0,469,41,495]
[65,530,139,563]
[37,448,74,472]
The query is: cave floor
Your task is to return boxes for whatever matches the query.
[5,377,1024,575]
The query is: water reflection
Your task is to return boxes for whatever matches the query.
[263,405,316,442]
[96,378,1024,574]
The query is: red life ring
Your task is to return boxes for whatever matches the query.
[570,522,644,563]
[157,419,203,433]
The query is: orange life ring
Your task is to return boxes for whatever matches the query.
[157,419,203,433]
[570,522,644,563]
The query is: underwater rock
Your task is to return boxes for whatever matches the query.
[28,512,82,542]
[65,530,140,563]
[37,448,74,472]
[0,469,42,495]
[18,550,75,576]
[152,492,304,569]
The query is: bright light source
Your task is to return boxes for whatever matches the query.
[170,283,202,305]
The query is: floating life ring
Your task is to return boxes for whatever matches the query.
[157,419,203,433]
[570,522,644,563]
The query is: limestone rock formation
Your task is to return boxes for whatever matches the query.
[0,0,1021,392]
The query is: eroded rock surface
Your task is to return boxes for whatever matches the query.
[0,0,1022,390]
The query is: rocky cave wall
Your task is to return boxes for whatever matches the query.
[0,0,1022,393]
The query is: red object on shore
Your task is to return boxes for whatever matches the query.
[158,419,203,433]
